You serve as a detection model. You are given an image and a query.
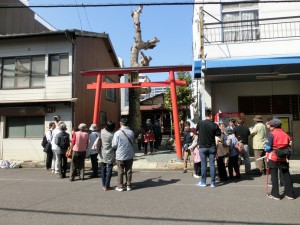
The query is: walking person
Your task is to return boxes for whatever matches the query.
[99,121,116,191]
[112,118,135,192]
[196,108,221,188]
[45,122,55,170]
[87,124,100,178]
[55,123,70,179]
[265,118,295,200]
[70,123,89,181]
[234,119,251,174]
[250,115,267,175]
[182,121,193,173]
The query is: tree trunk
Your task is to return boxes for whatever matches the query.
[128,5,159,133]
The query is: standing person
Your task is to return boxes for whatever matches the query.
[87,124,100,178]
[51,121,64,174]
[265,118,295,200]
[228,119,236,131]
[99,121,116,191]
[234,119,251,174]
[45,122,55,170]
[216,123,229,182]
[182,121,193,173]
[188,128,201,178]
[112,118,135,192]
[225,127,241,179]
[136,126,145,152]
[153,120,162,150]
[196,108,221,188]
[250,115,267,175]
[144,119,155,155]
[55,123,70,179]
[70,123,89,181]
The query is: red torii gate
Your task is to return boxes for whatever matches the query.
[81,65,192,159]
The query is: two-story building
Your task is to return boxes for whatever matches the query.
[193,0,300,152]
[0,30,121,161]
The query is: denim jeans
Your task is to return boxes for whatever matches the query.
[101,162,113,188]
[199,146,216,183]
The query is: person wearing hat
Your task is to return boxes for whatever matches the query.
[87,124,101,178]
[250,115,267,175]
[70,123,89,181]
[265,118,295,200]
[112,117,135,191]
[99,121,116,191]
[225,127,241,179]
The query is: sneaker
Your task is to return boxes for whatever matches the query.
[193,174,200,179]
[210,181,216,188]
[182,170,187,174]
[126,186,132,191]
[115,187,124,192]
[285,195,295,200]
[267,194,281,200]
[196,181,207,187]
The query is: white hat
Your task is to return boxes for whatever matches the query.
[89,124,98,131]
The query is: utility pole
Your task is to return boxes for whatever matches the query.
[199,6,206,120]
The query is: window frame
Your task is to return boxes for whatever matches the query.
[0,55,45,89]
[222,3,260,42]
[6,116,44,138]
[48,53,69,76]
[105,76,117,102]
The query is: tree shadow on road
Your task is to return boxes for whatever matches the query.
[133,176,180,190]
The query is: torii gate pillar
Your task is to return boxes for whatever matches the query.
[82,65,192,159]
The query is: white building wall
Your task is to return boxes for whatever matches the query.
[0,37,73,102]
[193,1,300,60]
[0,36,74,161]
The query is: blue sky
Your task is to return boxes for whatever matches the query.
[31,0,194,81]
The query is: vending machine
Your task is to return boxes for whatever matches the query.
[214,112,241,126]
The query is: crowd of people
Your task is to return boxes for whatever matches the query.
[181,108,295,200]
[43,117,162,192]
[43,110,295,199]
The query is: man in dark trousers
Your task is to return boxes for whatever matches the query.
[196,108,221,188]
[234,119,251,174]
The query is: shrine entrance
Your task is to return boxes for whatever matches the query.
[81,65,192,159]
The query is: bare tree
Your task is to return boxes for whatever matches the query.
[128,5,159,132]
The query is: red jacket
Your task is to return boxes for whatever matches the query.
[267,128,290,162]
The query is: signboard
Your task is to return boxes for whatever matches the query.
[214,112,240,126]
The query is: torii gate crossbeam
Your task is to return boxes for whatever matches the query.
[81,65,192,159]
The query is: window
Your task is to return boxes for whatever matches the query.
[49,54,69,76]
[222,3,259,42]
[1,56,45,89]
[105,76,116,102]
[100,111,107,126]
[6,117,44,138]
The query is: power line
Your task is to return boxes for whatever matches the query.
[1,1,300,8]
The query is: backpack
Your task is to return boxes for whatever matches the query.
[41,135,48,148]
[56,132,70,150]
[193,146,201,163]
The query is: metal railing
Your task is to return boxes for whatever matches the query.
[204,18,300,43]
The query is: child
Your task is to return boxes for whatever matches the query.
[188,128,201,178]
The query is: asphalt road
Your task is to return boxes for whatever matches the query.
[0,168,299,225]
